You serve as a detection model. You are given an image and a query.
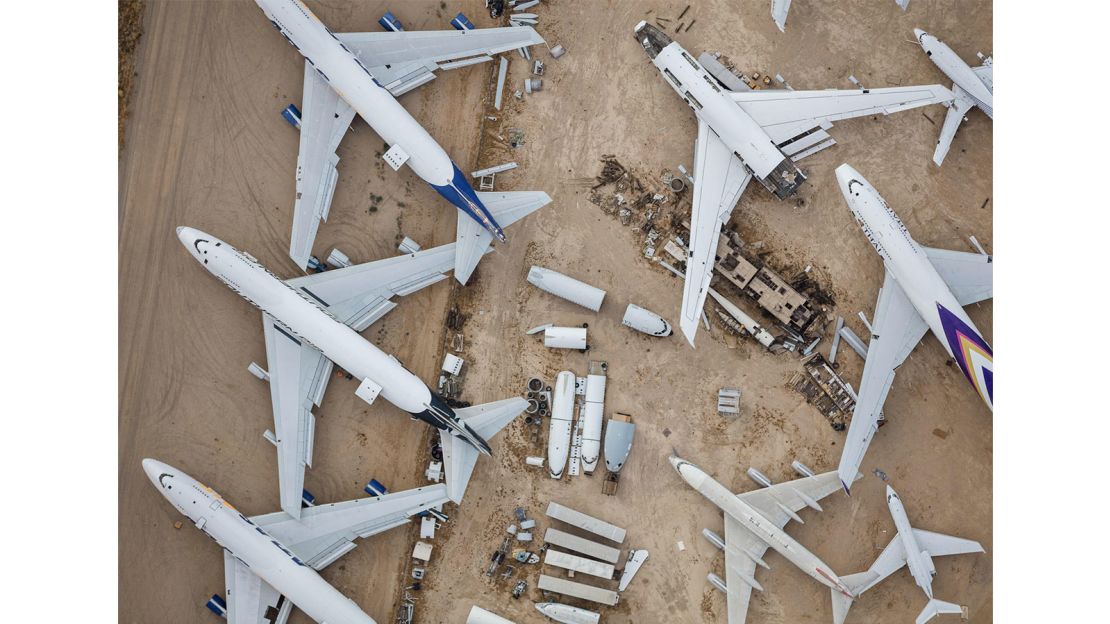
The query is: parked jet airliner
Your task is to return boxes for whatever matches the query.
[834,164,992,493]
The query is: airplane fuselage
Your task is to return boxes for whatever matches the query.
[256,0,505,241]
[916,29,992,118]
[635,22,805,199]
[177,227,491,453]
[887,487,936,599]
[838,168,993,410]
[672,458,854,598]
[143,459,377,624]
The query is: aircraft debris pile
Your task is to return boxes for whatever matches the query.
[789,353,859,429]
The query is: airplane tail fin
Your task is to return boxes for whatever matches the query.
[830,571,877,624]
[454,191,551,284]
[915,598,963,624]
[442,397,528,503]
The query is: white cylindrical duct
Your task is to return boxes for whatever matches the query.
[528,266,607,311]
[544,326,588,350]
[548,372,576,479]
[621,304,673,336]
[580,374,607,473]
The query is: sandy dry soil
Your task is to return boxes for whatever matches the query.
[119,1,992,623]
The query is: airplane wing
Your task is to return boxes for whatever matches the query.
[737,470,847,525]
[837,272,929,492]
[729,85,953,160]
[923,246,992,306]
[972,63,993,92]
[223,551,293,624]
[289,65,357,270]
[262,312,333,519]
[771,0,792,32]
[441,398,527,503]
[252,484,451,570]
[912,528,985,557]
[285,242,458,332]
[681,119,753,346]
[337,27,545,97]
[849,535,907,595]
[454,191,552,284]
[722,515,768,624]
[932,86,975,166]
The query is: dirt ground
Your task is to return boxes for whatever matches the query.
[119,1,992,623]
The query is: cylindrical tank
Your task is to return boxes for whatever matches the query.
[544,326,588,350]
[467,605,517,624]
[621,304,673,336]
[527,266,606,312]
[707,573,728,594]
[547,371,576,479]
[580,374,607,473]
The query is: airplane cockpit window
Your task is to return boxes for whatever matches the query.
[194,239,210,254]
[158,473,173,489]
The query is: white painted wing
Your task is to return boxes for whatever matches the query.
[262,313,333,519]
[923,246,992,306]
[337,27,545,97]
[737,470,848,526]
[912,528,984,557]
[285,243,458,332]
[837,272,928,492]
[290,65,356,270]
[771,0,793,32]
[454,190,552,284]
[722,514,769,624]
[730,85,953,145]
[223,551,293,624]
[932,88,974,166]
[251,484,451,570]
[682,119,753,346]
[442,398,528,503]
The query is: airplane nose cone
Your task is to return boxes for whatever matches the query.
[834,164,861,196]
[913,28,925,39]
[886,485,897,497]
[668,455,683,471]
[142,458,167,486]
[176,226,198,247]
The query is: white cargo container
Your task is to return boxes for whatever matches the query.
[546,502,627,543]
[537,575,619,606]
[466,606,516,624]
[527,266,607,311]
[544,549,616,579]
[543,326,588,350]
[547,372,576,479]
[542,528,621,563]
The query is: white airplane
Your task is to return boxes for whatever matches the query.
[255,0,551,282]
[914,28,993,166]
[176,226,526,516]
[633,22,953,346]
[833,164,992,494]
[144,458,448,623]
[670,453,865,624]
[844,486,985,624]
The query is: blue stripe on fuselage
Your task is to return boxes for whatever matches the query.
[430,164,506,241]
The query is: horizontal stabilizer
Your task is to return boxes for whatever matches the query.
[830,588,855,624]
[933,88,974,166]
[443,397,528,503]
[916,598,963,624]
[454,190,551,284]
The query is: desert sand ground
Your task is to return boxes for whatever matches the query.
[119,1,992,623]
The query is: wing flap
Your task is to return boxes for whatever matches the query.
[923,246,992,306]
[682,120,753,346]
[837,273,929,491]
